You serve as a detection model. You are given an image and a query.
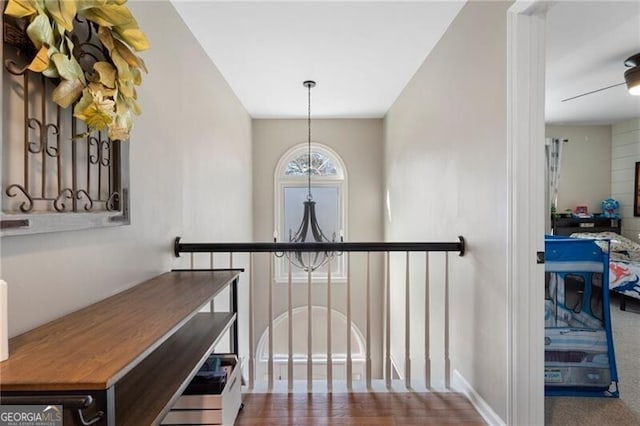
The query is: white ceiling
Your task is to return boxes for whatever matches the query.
[171,1,640,124]
[171,0,465,118]
[545,1,640,125]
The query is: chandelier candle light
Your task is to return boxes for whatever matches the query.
[276,80,342,272]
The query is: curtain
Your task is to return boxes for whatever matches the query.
[545,137,564,214]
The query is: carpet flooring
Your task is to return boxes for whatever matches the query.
[545,293,640,425]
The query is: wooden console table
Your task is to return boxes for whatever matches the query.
[0,269,241,426]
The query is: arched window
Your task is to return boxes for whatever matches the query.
[274,143,347,282]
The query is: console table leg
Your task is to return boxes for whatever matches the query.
[231,277,239,356]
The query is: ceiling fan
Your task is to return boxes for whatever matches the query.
[561,53,640,102]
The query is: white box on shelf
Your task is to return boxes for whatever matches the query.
[162,354,242,425]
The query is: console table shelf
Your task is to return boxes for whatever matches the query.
[0,269,241,426]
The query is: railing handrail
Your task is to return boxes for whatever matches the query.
[174,236,465,257]
[173,235,463,392]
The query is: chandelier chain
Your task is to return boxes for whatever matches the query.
[307,82,312,201]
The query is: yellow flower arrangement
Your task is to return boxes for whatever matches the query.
[3,0,149,141]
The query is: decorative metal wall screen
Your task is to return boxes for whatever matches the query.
[2,16,130,234]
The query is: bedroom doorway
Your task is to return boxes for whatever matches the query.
[543,0,640,422]
[506,1,548,425]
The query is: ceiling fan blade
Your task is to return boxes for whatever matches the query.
[561,82,626,102]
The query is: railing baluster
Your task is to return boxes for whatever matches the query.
[268,253,274,391]
[248,253,255,390]
[405,251,411,389]
[425,252,431,389]
[385,251,391,388]
[210,253,214,312]
[346,253,352,390]
[307,262,312,392]
[171,237,467,394]
[444,252,451,389]
[288,258,293,392]
[365,252,371,389]
[327,258,333,392]
[227,253,233,316]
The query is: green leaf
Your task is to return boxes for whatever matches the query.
[93,61,117,88]
[52,78,84,108]
[97,25,115,52]
[110,97,133,140]
[73,89,94,115]
[42,45,61,77]
[85,106,113,131]
[4,0,37,18]
[118,80,134,99]
[110,48,133,84]
[26,13,55,49]
[88,82,116,97]
[61,35,74,56]
[113,26,149,52]
[131,67,141,86]
[74,96,114,132]
[108,126,129,141]
[42,67,59,78]
[51,51,85,83]
[124,94,141,115]
[44,0,76,33]
[76,0,125,9]
[113,38,147,72]
[27,46,50,72]
[8,0,147,142]
[79,4,135,27]
[75,0,108,11]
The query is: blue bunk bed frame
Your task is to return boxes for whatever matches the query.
[544,235,619,397]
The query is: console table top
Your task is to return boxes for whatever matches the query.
[0,269,240,391]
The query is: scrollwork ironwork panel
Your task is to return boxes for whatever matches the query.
[3,16,124,217]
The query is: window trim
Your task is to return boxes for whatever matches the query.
[274,142,348,284]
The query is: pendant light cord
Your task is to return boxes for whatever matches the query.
[307,82,312,201]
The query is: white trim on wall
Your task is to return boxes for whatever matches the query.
[453,370,506,426]
[506,1,551,424]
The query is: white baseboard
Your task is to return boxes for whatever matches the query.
[452,369,506,426]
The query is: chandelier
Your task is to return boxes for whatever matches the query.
[280,80,339,272]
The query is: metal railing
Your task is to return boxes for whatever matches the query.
[174,236,465,392]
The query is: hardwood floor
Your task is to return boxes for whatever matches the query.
[235,392,487,425]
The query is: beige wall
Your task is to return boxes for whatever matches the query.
[611,118,640,241]
[1,1,253,341]
[546,125,612,214]
[384,0,511,420]
[252,119,384,376]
